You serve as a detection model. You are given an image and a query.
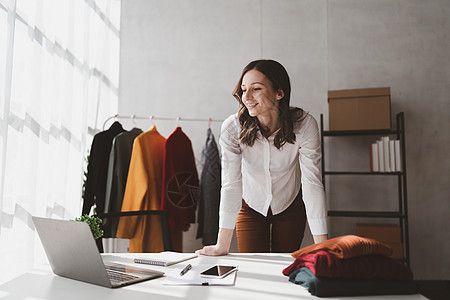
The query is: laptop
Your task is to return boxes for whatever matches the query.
[32,216,164,288]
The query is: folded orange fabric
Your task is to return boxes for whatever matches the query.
[291,235,393,259]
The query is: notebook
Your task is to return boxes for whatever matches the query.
[32,216,164,288]
[134,252,198,266]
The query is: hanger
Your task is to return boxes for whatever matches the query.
[149,115,154,127]
[131,114,137,127]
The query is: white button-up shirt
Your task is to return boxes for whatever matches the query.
[219,113,328,235]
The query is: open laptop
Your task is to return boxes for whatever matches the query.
[32,216,164,288]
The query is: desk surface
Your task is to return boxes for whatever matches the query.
[0,253,427,300]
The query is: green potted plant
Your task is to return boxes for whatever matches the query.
[72,214,104,240]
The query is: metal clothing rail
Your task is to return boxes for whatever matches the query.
[96,210,173,252]
[103,114,225,130]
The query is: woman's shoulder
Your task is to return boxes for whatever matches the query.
[223,113,238,123]
[220,113,240,138]
[292,110,317,132]
[222,113,239,131]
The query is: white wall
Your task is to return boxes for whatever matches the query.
[119,0,450,280]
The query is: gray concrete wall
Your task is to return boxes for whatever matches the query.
[118,0,450,280]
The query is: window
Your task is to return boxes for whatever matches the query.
[0,0,120,284]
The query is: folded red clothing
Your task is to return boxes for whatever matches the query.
[291,235,393,259]
[283,250,413,280]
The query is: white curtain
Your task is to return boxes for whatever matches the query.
[0,0,120,284]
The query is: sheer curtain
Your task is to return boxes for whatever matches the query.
[0,0,120,284]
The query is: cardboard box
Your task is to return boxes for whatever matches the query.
[356,223,403,259]
[328,87,391,131]
[388,242,404,259]
[356,223,401,243]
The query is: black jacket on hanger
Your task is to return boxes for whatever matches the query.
[196,128,221,245]
[82,121,125,216]
[103,127,143,238]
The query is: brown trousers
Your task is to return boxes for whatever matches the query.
[236,191,306,253]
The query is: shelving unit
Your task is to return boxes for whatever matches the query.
[320,112,410,266]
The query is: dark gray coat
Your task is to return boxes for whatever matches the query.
[104,127,143,237]
[196,128,221,245]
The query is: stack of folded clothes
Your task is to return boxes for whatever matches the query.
[283,235,418,297]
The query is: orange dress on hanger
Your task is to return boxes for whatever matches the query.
[115,126,166,253]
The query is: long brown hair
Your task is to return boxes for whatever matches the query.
[233,59,305,149]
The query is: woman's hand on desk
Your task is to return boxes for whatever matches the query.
[196,228,233,256]
[196,244,229,256]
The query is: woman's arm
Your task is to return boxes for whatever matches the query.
[313,234,328,244]
[298,115,329,237]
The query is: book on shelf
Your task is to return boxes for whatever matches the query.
[382,136,391,172]
[389,140,396,172]
[377,140,385,172]
[371,136,401,173]
[394,140,401,172]
[370,143,379,172]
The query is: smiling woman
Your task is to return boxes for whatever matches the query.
[234,60,305,149]
[197,60,328,256]
[240,69,284,133]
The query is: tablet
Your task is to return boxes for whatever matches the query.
[199,265,237,279]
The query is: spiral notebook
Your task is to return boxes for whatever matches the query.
[134,251,198,267]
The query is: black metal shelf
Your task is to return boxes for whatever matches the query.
[320,112,410,266]
[328,210,405,218]
[325,171,403,176]
[323,129,400,136]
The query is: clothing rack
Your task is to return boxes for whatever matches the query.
[96,210,173,252]
[103,114,225,130]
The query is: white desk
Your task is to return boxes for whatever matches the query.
[0,253,427,300]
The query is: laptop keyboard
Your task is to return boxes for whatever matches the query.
[107,269,140,285]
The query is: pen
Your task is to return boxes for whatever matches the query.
[180,264,192,276]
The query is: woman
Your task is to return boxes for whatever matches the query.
[197,59,328,255]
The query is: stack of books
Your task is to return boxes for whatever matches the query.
[370,136,401,172]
